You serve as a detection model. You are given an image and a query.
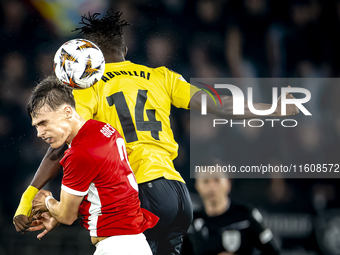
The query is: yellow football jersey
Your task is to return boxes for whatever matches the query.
[73,61,200,184]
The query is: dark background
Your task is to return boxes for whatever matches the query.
[1,0,340,254]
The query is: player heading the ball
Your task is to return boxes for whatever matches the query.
[27,76,158,255]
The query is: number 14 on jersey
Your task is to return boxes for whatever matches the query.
[106,90,162,143]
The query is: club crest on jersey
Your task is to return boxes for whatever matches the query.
[222,230,241,253]
[100,123,116,138]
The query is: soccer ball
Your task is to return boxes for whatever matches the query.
[53,39,105,89]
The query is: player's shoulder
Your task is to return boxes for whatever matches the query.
[74,120,119,146]
[65,120,119,160]
[125,61,162,72]
[124,62,167,78]
[61,142,95,168]
[142,65,168,78]
[129,62,186,81]
[152,66,181,76]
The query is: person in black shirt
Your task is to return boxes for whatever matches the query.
[181,172,280,255]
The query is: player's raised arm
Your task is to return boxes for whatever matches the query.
[31,144,68,189]
[13,140,67,233]
[189,89,299,119]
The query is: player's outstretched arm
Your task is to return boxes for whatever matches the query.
[30,143,68,189]
[13,143,68,233]
[189,90,299,119]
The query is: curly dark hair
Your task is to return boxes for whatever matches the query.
[27,76,75,121]
[73,11,130,56]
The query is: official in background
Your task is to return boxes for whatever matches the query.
[181,171,280,255]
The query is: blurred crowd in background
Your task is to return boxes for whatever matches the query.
[1,0,340,254]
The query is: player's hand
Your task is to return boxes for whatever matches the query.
[28,212,60,239]
[32,189,52,213]
[276,87,299,117]
[13,214,33,233]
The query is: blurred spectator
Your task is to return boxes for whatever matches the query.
[225,0,274,77]
[188,38,225,77]
[0,0,27,51]
[283,0,331,77]
[34,51,55,81]
[146,34,175,67]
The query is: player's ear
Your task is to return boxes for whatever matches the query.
[124,46,128,57]
[64,105,73,119]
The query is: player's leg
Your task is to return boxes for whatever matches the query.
[156,180,193,255]
[139,178,175,254]
[93,233,152,255]
[139,178,193,255]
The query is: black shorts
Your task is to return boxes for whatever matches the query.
[139,178,193,255]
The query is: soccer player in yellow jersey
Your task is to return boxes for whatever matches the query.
[13,11,298,255]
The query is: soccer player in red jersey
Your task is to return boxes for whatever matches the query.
[26,76,158,254]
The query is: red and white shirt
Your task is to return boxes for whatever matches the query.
[60,119,158,237]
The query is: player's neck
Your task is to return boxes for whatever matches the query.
[66,116,86,145]
[105,53,126,63]
[204,197,230,217]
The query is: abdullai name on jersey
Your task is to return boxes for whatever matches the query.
[101,70,151,82]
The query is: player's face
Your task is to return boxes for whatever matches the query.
[31,105,72,148]
[195,177,231,204]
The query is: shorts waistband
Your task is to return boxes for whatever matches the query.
[95,233,145,247]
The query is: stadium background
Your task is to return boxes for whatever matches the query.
[0,0,340,254]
